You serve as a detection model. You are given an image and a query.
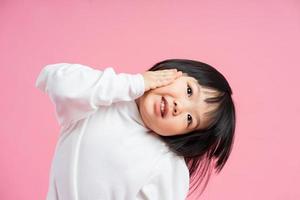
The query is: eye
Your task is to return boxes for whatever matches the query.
[186,83,193,127]
[187,84,193,97]
[187,114,193,127]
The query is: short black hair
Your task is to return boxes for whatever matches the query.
[147,59,236,198]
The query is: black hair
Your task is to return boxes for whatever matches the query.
[147,59,236,198]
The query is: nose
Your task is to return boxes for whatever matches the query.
[173,100,183,116]
[173,99,194,116]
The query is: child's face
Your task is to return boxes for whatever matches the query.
[135,73,220,136]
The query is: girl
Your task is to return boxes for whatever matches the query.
[36,59,236,200]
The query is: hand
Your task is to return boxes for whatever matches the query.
[142,69,183,92]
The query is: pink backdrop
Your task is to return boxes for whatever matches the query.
[1,0,299,199]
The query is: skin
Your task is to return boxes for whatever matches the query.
[135,72,220,136]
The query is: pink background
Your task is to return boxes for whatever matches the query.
[1,0,299,199]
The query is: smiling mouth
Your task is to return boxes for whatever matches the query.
[160,97,168,118]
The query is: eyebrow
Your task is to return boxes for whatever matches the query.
[192,81,201,130]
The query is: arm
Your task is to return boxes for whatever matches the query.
[35,63,145,127]
[136,155,190,200]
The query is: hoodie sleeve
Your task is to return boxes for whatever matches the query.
[35,63,145,127]
[136,154,190,200]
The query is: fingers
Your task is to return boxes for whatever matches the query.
[158,69,180,76]
[160,69,178,74]
[158,69,182,79]
[155,69,182,86]
[142,69,183,91]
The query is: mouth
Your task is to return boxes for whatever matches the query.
[160,96,168,118]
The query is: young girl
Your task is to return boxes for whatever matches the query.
[36,59,236,200]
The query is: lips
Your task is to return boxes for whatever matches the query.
[161,96,168,118]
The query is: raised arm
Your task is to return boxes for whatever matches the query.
[35,63,145,127]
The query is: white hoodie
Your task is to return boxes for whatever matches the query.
[35,63,190,200]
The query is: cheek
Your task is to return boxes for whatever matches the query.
[154,80,180,92]
[160,117,185,132]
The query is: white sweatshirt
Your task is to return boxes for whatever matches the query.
[35,63,190,200]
